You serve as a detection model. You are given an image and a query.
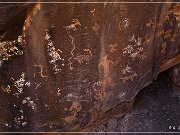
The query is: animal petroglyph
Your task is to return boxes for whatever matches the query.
[109,43,118,53]
[121,65,137,83]
[74,49,92,64]
[63,19,82,70]
[63,19,81,31]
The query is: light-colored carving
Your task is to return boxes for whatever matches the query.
[121,65,137,83]
[63,19,81,31]
[34,64,47,78]
[119,18,129,30]
[74,49,92,64]
[45,30,64,74]
[90,8,96,16]
[122,35,147,60]
[1,85,11,93]
[22,97,37,110]
[109,43,118,52]
[63,114,77,124]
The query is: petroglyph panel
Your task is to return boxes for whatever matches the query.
[0,1,179,132]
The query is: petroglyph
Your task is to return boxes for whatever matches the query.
[0,38,24,62]
[1,2,179,132]
[109,43,118,53]
[69,101,82,113]
[90,8,96,16]
[130,35,142,46]
[22,97,37,110]
[120,73,137,83]
[170,4,180,27]
[67,34,75,70]
[11,109,27,128]
[66,94,82,102]
[146,19,154,28]
[1,85,11,93]
[45,30,64,74]
[63,19,81,31]
[57,88,61,96]
[119,3,127,15]
[122,65,133,75]
[1,73,30,98]
[122,35,147,60]
[74,49,92,64]
[62,100,82,124]
[63,19,82,70]
[121,65,137,83]
[170,4,180,16]
[119,18,129,30]
[34,64,47,78]
[63,114,77,124]
[34,82,41,90]
[12,72,30,98]
[93,81,104,100]
[156,7,177,54]
[117,92,126,99]
[122,45,134,54]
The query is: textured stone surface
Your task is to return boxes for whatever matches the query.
[0,1,179,132]
[169,64,180,86]
[89,72,180,133]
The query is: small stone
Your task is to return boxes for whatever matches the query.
[106,118,118,131]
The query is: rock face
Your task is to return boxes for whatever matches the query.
[0,1,179,132]
[89,72,180,133]
[169,64,180,86]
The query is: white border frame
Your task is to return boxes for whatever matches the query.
[0,0,180,134]
[0,1,180,3]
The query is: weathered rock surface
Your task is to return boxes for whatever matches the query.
[88,71,180,133]
[0,0,179,132]
[169,64,180,86]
